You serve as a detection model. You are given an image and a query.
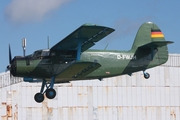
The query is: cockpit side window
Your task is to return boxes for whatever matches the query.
[32,50,50,59]
[41,51,50,57]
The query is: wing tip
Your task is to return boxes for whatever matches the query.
[82,23,115,31]
[83,23,97,26]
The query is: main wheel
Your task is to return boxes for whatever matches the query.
[34,93,44,103]
[144,72,150,79]
[46,88,56,99]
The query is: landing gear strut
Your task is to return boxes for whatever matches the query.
[34,77,56,103]
[143,71,150,79]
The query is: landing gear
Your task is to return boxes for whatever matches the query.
[34,77,56,103]
[143,71,150,79]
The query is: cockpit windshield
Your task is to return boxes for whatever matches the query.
[32,49,50,58]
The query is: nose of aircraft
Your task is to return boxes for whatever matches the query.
[10,58,17,76]
[6,57,17,76]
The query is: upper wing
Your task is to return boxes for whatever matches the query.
[50,24,115,52]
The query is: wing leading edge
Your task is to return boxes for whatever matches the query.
[50,24,115,52]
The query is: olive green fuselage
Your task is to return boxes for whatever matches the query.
[13,48,168,83]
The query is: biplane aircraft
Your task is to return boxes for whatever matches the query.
[7,22,173,103]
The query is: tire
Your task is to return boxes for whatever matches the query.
[46,88,56,99]
[34,93,44,103]
[144,73,150,79]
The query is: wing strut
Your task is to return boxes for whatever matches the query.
[76,40,82,60]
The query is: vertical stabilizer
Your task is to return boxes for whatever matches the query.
[131,22,167,50]
[131,22,173,66]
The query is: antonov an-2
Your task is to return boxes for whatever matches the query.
[7,22,173,103]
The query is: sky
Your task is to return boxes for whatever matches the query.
[0,0,180,72]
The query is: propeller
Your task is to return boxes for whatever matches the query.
[6,44,13,78]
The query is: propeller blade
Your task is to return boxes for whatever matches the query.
[7,44,14,79]
[9,44,12,64]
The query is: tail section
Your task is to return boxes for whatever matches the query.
[131,22,172,49]
[131,22,173,67]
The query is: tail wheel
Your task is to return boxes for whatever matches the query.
[144,72,150,79]
[46,88,56,99]
[34,93,44,103]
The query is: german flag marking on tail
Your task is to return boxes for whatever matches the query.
[151,29,164,38]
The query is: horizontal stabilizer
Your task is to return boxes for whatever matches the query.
[138,41,173,60]
[56,61,101,79]
[138,41,173,49]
